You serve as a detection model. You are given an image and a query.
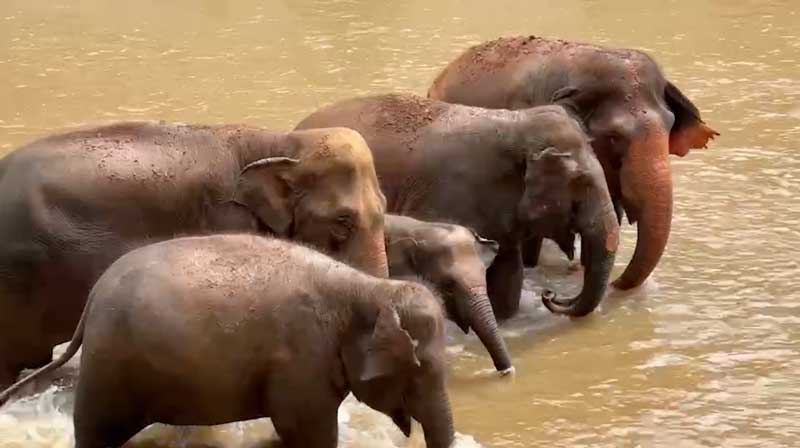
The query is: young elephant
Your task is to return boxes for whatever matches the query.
[385,213,512,373]
[0,121,388,389]
[428,35,719,288]
[0,234,454,448]
[296,94,620,320]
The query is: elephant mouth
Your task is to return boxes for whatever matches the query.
[390,407,413,436]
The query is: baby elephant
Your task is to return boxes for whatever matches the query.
[0,235,454,448]
[385,214,513,374]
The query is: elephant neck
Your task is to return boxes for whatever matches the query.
[217,127,291,169]
[307,261,385,325]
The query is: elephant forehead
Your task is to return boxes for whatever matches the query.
[301,143,379,184]
[302,154,359,177]
[303,171,384,223]
[299,127,374,161]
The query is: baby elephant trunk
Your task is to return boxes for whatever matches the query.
[466,285,513,372]
[411,380,455,448]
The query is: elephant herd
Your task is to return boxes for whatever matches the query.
[0,36,717,448]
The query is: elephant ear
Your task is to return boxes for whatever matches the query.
[470,231,499,269]
[551,86,580,105]
[664,81,720,157]
[360,307,421,382]
[233,157,300,236]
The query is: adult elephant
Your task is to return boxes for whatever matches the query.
[296,94,620,321]
[0,121,388,389]
[428,35,719,289]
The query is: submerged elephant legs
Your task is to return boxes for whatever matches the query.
[73,373,148,448]
[521,235,543,267]
[0,302,58,390]
[486,243,524,321]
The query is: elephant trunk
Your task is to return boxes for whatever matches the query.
[412,382,455,448]
[354,230,390,278]
[612,123,673,289]
[466,285,513,372]
[542,201,619,317]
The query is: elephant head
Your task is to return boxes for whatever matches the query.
[515,106,620,316]
[384,214,512,373]
[233,127,389,277]
[543,48,719,289]
[342,282,454,448]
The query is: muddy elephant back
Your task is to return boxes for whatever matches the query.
[429,36,562,107]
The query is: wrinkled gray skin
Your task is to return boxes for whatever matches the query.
[385,214,512,373]
[0,234,454,448]
[296,94,620,321]
[0,122,389,390]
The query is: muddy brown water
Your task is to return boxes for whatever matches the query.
[1,0,799,447]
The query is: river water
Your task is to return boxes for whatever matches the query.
[1,0,799,447]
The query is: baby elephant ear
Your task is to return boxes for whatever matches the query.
[470,230,499,269]
[233,157,300,236]
[360,307,421,382]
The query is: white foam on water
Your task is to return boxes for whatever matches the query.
[0,386,482,447]
[0,385,74,448]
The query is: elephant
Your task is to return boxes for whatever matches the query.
[296,93,620,321]
[0,121,389,390]
[0,234,454,448]
[428,35,719,289]
[385,213,512,373]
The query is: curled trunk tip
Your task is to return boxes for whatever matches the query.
[541,231,616,317]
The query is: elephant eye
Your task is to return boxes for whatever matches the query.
[605,131,627,151]
[331,215,354,242]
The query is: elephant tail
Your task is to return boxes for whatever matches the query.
[0,295,90,405]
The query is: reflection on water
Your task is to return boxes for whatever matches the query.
[1,0,799,446]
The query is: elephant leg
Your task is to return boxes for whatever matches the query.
[0,359,17,391]
[0,347,54,394]
[0,297,55,390]
[486,242,523,321]
[74,409,144,448]
[521,235,543,268]
[73,373,146,448]
[266,376,340,448]
[271,406,339,448]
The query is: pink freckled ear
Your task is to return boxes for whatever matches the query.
[669,122,720,157]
